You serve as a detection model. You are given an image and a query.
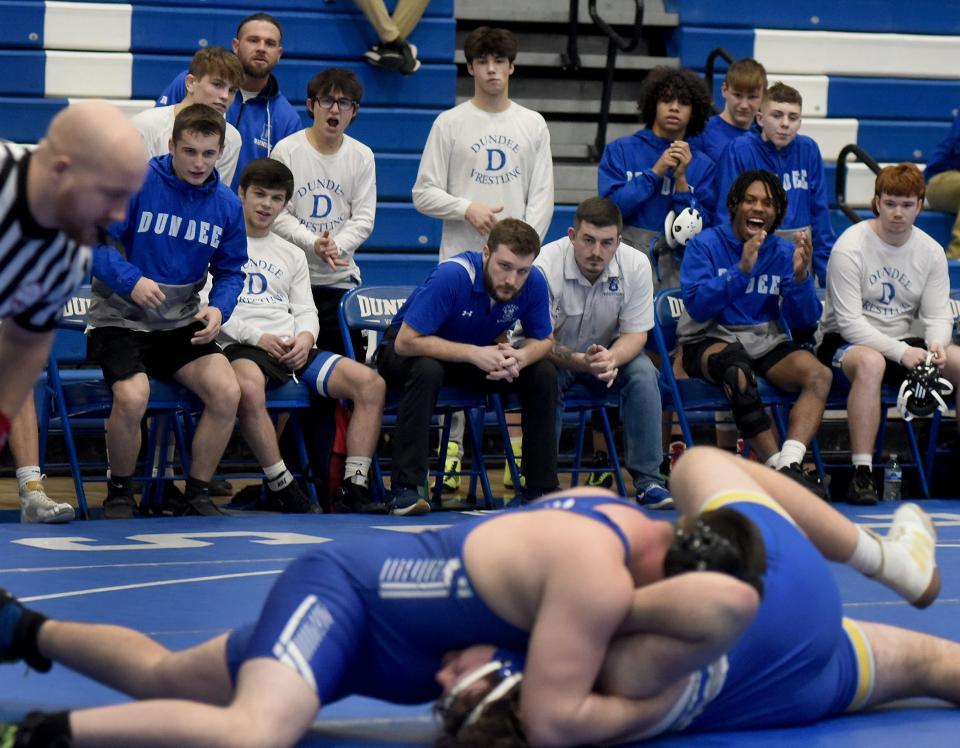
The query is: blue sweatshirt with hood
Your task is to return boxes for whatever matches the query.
[89,154,247,331]
[598,128,718,233]
[715,129,836,285]
[679,224,821,331]
[158,72,302,192]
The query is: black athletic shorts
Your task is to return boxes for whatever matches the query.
[682,337,804,380]
[816,332,925,386]
[223,343,320,389]
[89,322,224,386]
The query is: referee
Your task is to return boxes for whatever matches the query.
[0,101,147,449]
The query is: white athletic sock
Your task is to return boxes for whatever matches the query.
[852,453,873,470]
[16,466,42,490]
[776,440,806,469]
[344,456,371,487]
[264,461,292,492]
[263,461,286,481]
[764,452,780,468]
[848,526,883,577]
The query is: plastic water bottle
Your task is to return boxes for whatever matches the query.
[882,454,902,502]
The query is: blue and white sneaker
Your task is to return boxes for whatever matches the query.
[636,482,674,510]
[388,486,431,516]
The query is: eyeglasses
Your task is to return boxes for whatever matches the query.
[314,96,356,111]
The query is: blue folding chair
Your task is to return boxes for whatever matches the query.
[651,288,797,452]
[41,285,197,518]
[815,287,934,497]
[498,384,628,497]
[338,285,497,507]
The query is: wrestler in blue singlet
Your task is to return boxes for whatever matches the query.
[661,491,873,734]
[226,495,641,706]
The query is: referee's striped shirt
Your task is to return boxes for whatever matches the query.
[0,141,91,331]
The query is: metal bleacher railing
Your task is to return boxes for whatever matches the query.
[561,0,645,161]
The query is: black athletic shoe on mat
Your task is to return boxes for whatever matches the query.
[170,489,225,516]
[847,466,880,506]
[208,479,233,497]
[778,463,829,500]
[335,481,389,514]
[259,480,320,514]
[102,492,138,520]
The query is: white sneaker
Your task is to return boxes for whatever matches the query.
[877,503,939,608]
[19,480,75,524]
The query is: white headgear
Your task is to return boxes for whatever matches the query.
[663,207,704,249]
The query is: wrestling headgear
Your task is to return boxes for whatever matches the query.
[663,207,703,250]
[897,352,954,421]
[441,649,525,734]
[663,509,766,597]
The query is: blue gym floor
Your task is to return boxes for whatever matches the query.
[2,502,960,747]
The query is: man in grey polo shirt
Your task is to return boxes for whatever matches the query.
[535,197,671,508]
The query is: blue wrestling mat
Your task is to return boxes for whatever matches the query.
[2,503,959,746]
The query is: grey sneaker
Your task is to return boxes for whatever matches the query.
[19,480,74,524]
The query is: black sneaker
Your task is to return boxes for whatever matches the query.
[102,492,138,519]
[0,589,51,672]
[778,463,829,500]
[397,41,420,75]
[520,485,562,505]
[172,489,225,516]
[260,480,320,514]
[335,481,389,514]
[208,479,234,497]
[847,466,879,506]
[586,451,614,489]
[364,42,404,71]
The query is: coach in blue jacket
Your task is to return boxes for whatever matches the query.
[88,105,248,519]
[157,12,301,192]
[678,169,831,497]
[378,218,559,515]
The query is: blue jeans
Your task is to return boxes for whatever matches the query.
[557,352,664,491]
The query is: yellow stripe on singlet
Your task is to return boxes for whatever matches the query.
[842,617,876,712]
[701,490,796,525]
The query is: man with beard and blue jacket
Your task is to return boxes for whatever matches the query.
[678,170,832,497]
[716,82,837,286]
[88,105,247,519]
[599,67,717,290]
[157,12,301,192]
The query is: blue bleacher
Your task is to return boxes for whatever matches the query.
[663,0,960,35]
[0,98,437,155]
[2,0,959,282]
[0,5,453,60]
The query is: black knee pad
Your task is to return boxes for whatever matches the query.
[706,344,771,439]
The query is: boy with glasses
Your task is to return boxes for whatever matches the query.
[269,68,374,357]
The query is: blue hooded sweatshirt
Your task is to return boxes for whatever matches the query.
[688,114,750,165]
[679,224,821,332]
[157,72,302,192]
[598,128,718,233]
[90,154,247,332]
[715,129,836,285]
[924,110,960,181]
